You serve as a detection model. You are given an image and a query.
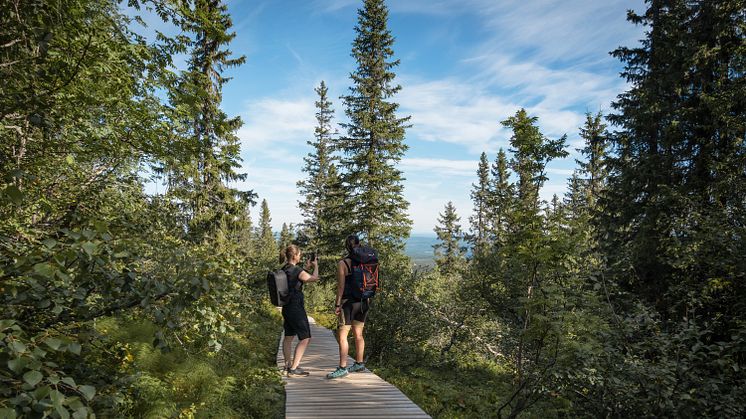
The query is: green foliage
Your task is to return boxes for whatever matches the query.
[433,202,466,276]
[469,152,491,254]
[337,0,412,253]
[95,298,283,418]
[0,0,269,416]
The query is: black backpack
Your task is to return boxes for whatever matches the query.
[344,246,379,300]
[267,266,300,307]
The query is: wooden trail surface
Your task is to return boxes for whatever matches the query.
[276,317,431,419]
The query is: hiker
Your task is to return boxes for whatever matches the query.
[279,244,319,377]
[327,235,378,379]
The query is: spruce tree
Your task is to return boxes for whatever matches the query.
[257,199,277,268]
[502,109,568,213]
[576,112,609,208]
[493,110,568,415]
[587,2,746,414]
[469,152,490,253]
[337,0,411,253]
[298,81,336,252]
[604,0,746,310]
[487,149,514,247]
[163,0,254,241]
[433,201,466,276]
[279,222,294,249]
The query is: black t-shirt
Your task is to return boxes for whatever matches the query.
[283,264,304,301]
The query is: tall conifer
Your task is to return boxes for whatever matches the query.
[337,0,411,253]
[163,0,254,241]
[604,0,746,309]
[433,201,466,276]
[257,199,277,268]
[469,152,490,252]
[298,81,335,250]
[488,149,514,247]
[576,112,609,208]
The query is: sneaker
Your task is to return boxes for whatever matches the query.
[326,366,349,379]
[347,362,366,373]
[287,367,310,377]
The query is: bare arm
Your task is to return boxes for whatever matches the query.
[298,259,319,283]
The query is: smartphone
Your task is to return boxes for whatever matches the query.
[309,253,317,262]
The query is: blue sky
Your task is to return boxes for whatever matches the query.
[148,0,647,234]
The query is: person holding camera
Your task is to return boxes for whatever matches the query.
[279,244,319,377]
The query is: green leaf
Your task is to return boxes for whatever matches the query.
[66,155,74,165]
[56,403,70,419]
[44,337,63,351]
[72,408,88,419]
[33,385,51,400]
[3,185,23,204]
[62,376,76,387]
[81,242,96,256]
[67,342,81,355]
[78,385,96,401]
[0,319,16,330]
[7,357,25,374]
[42,238,57,249]
[33,262,55,278]
[8,341,27,354]
[23,370,43,386]
[0,408,17,419]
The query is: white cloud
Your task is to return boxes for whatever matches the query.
[400,157,479,177]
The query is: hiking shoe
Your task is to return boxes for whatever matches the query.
[287,367,310,377]
[326,366,349,379]
[348,362,366,373]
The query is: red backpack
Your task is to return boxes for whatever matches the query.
[343,246,379,300]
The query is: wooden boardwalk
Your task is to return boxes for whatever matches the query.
[277,317,431,419]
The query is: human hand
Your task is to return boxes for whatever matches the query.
[334,305,341,315]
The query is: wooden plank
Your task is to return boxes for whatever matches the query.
[278,316,430,419]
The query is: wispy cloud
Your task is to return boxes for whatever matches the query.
[400,157,478,177]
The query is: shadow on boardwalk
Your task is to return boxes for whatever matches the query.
[277,317,431,419]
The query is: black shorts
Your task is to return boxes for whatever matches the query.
[282,300,311,340]
[339,298,371,327]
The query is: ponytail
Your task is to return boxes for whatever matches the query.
[279,244,301,265]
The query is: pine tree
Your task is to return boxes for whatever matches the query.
[502,109,568,213]
[469,152,490,253]
[337,0,412,253]
[162,0,255,241]
[492,110,568,415]
[257,199,277,268]
[298,81,336,251]
[604,0,746,310]
[433,201,466,276]
[487,149,514,247]
[576,112,609,208]
[279,222,294,249]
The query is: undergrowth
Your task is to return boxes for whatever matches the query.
[95,301,284,418]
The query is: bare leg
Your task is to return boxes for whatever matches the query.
[352,324,365,363]
[282,335,294,368]
[291,337,311,369]
[338,326,351,368]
